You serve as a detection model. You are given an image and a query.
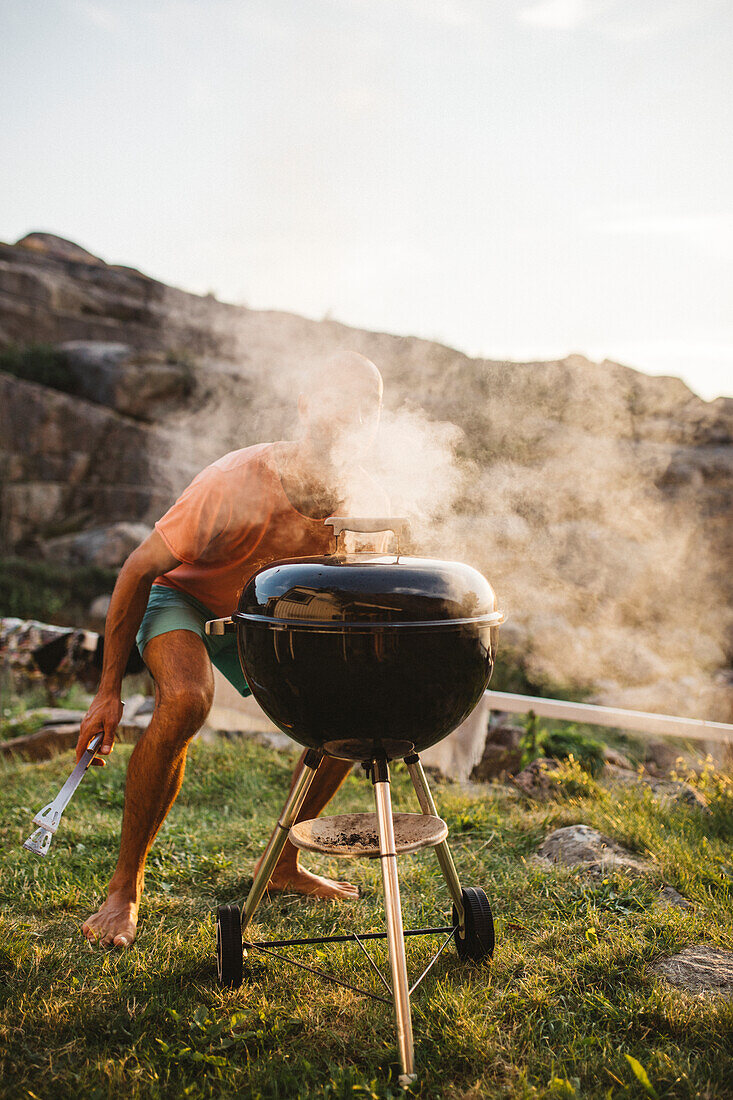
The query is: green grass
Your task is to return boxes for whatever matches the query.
[0,557,118,624]
[1,738,731,1099]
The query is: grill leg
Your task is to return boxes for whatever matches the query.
[372,758,417,1087]
[242,748,322,934]
[405,753,465,929]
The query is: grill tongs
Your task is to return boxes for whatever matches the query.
[23,732,104,856]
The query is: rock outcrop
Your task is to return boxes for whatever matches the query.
[57,342,194,422]
[0,371,196,552]
[1,232,731,720]
[0,232,239,356]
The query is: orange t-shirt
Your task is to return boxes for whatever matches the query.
[153,442,387,617]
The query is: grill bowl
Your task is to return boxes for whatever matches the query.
[234,551,503,761]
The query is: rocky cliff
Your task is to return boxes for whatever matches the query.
[1,232,731,720]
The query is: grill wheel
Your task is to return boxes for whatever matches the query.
[216,904,243,988]
[453,887,495,961]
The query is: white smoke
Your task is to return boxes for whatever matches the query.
[160,324,732,723]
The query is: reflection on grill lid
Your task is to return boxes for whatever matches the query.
[236,554,502,627]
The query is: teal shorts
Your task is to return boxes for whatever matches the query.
[136,585,251,697]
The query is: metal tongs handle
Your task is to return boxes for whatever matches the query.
[23,732,104,856]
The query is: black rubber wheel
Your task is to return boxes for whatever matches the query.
[453,887,495,962]
[216,904,243,988]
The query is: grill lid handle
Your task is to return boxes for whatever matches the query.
[205,616,236,636]
[325,517,409,553]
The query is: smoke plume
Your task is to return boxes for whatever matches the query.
[161,321,732,723]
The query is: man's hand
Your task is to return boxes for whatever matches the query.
[72,529,180,768]
[76,691,124,766]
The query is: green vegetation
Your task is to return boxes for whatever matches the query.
[0,683,94,742]
[0,708,47,742]
[1,737,731,1098]
[0,343,76,395]
[518,716,607,777]
[0,557,117,624]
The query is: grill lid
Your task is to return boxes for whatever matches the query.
[235,517,504,628]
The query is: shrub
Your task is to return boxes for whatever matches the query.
[542,727,606,776]
[550,755,602,798]
[520,715,606,776]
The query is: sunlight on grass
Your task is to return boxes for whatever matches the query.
[1,738,731,1097]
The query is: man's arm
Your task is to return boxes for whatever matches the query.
[75,530,180,764]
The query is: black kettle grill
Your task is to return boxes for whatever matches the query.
[206,518,505,1086]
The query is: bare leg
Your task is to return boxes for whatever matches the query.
[82,631,214,947]
[254,752,359,899]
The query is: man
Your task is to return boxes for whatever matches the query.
[76,350,388,948]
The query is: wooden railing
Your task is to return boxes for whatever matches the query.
[484,690,733,745]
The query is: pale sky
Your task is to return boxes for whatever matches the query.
[1,0,731,399]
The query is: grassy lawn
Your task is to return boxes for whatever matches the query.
[1,738,731,1099]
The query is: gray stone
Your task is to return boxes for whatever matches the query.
[89,594,112,619]
[603,762,638,785]
[512,757,561,800]
[648,779,712,815]
[43,522,152,568]
[487,724,524,750]
[601,767,712,814]
[0,715,148,761]
[0,723,83,760]
[652,945,733,997]
[602,746,635,770]
[122,693,150,720]
[4,708,87,730]
[657,886,693,911]
[643,739,686,777]
[536,824,649,874]
[668,782,712,814]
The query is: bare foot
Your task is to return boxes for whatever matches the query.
[254,857,359,900]
[81,892,138,948]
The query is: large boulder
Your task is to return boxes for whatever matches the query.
[41,522,152,568]
[601,765,712,815]
[647,779,712,814]
[58,342,194,421]
[643,738,687,776]
[0,232,239,355]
